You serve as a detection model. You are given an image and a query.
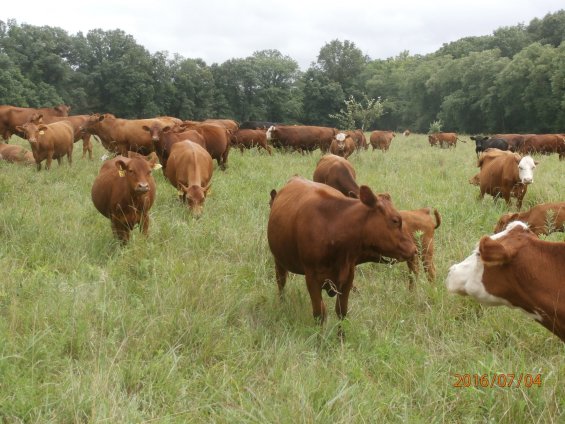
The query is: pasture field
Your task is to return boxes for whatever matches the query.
[1,134,564,423]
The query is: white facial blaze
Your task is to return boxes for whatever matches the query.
[445,221,528,306]
[518,155,536,184]
[336,133,346,142]
[266,126,274,141]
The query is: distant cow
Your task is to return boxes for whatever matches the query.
[345,129,368,150]
[370,130,395,151]
[470,135,509,157]
[493,134,533,152]
[403,129,411,137]
[329,132,356,159]
[203,118,239,132]
[266,125,337,153]
[313,154,359,198]
[32,114,95,160]
[239,121,277,130]
[16,120,74,170]
[267,177,416,327]
[428,132,462,148]
[0,143,35,165]
[231,129,272,155]
[446,221,565,343]
[91,152,159,243]
[494,202,565,236]
[164,141,213,217]
[0,104,70,140]
[476,149,537,209]
[519,134,565,160]
[179,121,231,170]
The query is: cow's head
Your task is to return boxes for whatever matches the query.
[518,155,537,184]
[16,121,48,144]
[334,133,346,151]
[361,187,416,261]
[53,105,71,116]
[142,122,169,143]
[266,126,276,141]
[178,182,211,217]
[445,221,532,304]
[116,152,159,195]
[428,134,437,146]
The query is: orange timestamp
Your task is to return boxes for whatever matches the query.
[452,373,542,388]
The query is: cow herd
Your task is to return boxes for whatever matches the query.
[1,103,565,343]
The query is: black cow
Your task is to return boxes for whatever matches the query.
[239,121,278,130]
[471,135,509,157]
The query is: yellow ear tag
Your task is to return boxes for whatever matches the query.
[177,190,184,196]
[39,131,45,135]
[118,170,125,177]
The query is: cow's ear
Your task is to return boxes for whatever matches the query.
[203,182,212,194]
[15,125,25,133]
[479,236,511,266]
[359,186,377,207]
[162,126,172,133]
[38,125,48,132]
[115,159,128,174]
[146,152,160,170]
[98,115,105,122]
[141,125,150,132]
[534,160,539,166]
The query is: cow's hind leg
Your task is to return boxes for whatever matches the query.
[305,271,326,324]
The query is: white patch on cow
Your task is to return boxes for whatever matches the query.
[445,221,528,305]
[518,155,536,184]
[336,132,346,142]
[100,153,110,161]
[266,126,274,141]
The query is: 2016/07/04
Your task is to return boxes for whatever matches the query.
[453,373,542,388]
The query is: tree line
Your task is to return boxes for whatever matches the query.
[0,10,563,133]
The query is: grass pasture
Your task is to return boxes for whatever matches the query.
[1,134,564,423]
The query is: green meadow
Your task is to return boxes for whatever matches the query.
[1,134,564,423]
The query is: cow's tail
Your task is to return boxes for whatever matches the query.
[456,137,467,144]
[269,189,277,208]
[432,208,442,229]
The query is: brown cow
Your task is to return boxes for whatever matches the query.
[519,134,565,160]
[313,154,359,198]
[329,132,356,159]
[494,202,565,236]
[91,152,159,244]
[493,134,535,152]
[370,130,395,151]
[428,132,462,148]
[266,125,337,153]
[179,121,231,170]
[164,141,213,217]
[345,130,368,150]
[0,104,70,140]
[203,118,239,132]
[82,114,180,156]
[231,129,272,155]
[32,114,95,160]
[446,221,565,343]
[16,120,74,170]
[476,149,537,209]
[267,177,416,327]
[0,143,35,165]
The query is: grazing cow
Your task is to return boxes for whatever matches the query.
[329,132,356,159]
[0,143,35,165]
[476,149,537,209]
[267,176,416,326]
[403,129,411,137]
[203,118,239,132]
[369,130,395,151]
[239,121,277,130]
[313,154,359,198]
[345,129,368,150]
[494,202,565,236]
[91,152,159,244]
[178,121,231,170]
[470,135,509,157]
[231,129,272,155]
[164,141,213,217]
[82,114,180,156]
[0,104,71,141]
[428,132,462,148]
[446,221,565,343]
[519,134,565,160]
[16,121,74,170]
[266,125,337,153]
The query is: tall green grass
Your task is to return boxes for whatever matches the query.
[1,135,563,422]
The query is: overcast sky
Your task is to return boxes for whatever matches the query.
[2,0,563,69]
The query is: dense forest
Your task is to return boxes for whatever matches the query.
[0,10,564,133]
